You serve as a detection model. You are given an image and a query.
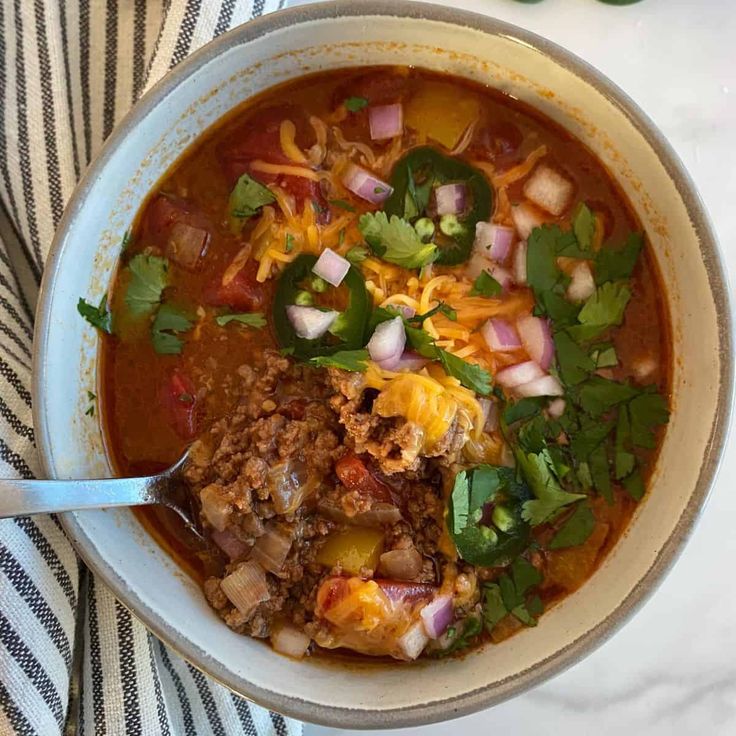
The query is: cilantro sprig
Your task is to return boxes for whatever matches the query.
[358,212,438,269]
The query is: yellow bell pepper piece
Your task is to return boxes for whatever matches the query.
[404,82,481,150]
[316,528,384,575]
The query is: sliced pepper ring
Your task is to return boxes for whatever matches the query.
[383,146,493,266]
[273,254,370,359]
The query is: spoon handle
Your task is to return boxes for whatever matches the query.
[0,476,160,518]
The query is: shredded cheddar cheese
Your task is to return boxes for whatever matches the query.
[279,120,308,164]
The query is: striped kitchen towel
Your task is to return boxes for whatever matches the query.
[0,1,302,734]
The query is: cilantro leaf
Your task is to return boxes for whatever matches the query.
[328,198,356,212]
[483,585,508,630]
[503,397,545,425]
[432,615,482,657]
[549,501,596,549]
[407,301,457,324]
[229,173,275,221]
[125,254,168,316]
[151,304,193,355]
[404,323,492,395]
[448,465,530,567]
[575,375,640,417]
[527,225,567,294]
[569,416,616,458]
[554,330,594,386]
[588,443,612,504]
[308,349,369,372]
[567,281,631,341]
[438,350,492,395]
[596,233,643,285]
[77,294,113,334]
[628,391,669,448]
[517,449,586,525]
[344,96,368,112]
[590,343,618,368]
[623,468,645,500]
[470,271,502,297]
[358,212,438,269]
[615,404,636,479]
[345,246,368,265]
[215,312,267,328]
[573,203,596,251]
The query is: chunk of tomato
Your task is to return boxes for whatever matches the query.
[203,260,267,311]
[160,369,198,440]
[335,453,393,504]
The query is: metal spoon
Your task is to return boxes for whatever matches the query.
[0,449,201,535]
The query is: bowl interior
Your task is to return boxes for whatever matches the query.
[33,2,730,727]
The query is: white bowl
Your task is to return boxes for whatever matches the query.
[33,1,733,727]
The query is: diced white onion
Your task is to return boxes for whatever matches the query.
[495,360,545,389]
[312,248,351,287]
[286,305,338,339]
[379,548,423,580]
[547,398,566,418]
[515,374,564,398]
[200,484,231,532]
[566,261,596,302]
[251,525,292,573]
[511,202,544,240]
[435,183,467,216]
[397,621,430,661]
[220,561,270,617]
[368,316,406,365]
[474,222,514,264]
[523,164,574,216]
[271,624,311,659]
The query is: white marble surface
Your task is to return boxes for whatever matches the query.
[283,0,736,733]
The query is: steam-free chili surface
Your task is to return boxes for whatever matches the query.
[96,67,670,661]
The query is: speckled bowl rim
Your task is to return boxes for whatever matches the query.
[33,0,734,728]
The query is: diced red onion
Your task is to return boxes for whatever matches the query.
[368,103,404,140]
[491,265,514,291]
[511,202,544,240]
[474,222,514,264]
[397,621,430,660]
[516,315,554,370]
[435,183,467,216]
[342,163,394,204]
[200,484,231,532]
[513,240,528,285]
[368,316,406,366]
[515,374,564,398]
[220,561,270,617]
[251,525,292,574]
[167,222,209,271]
[495,360,545,389]
[286,305,338,340]
[376,580,436,606]
[271,624,311,659]
[389,351,428,372]
[379,548,423,581]
[481,318,521,352]
[547,398,566,418]
[394,305,416,319]
[566,261,596,302]
[420,595,454,639]
[523,165,574,216]
[312,248,350,287]
[210,529,248,561]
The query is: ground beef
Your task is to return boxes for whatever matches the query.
[185,351,456,639]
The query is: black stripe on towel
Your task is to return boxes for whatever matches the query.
[116,601,142,736]
[0,437,34,479]
[170,0,203,68]
[231,692,258,736]
[185,663,227,736]
[103,0,119,139]
[147,634,172,736]
[33,1,65,228]
[0,549,72,668]
[0,356,32,407]
[157,641,196,736]
[0,609,65,726]
[86,575,107,734]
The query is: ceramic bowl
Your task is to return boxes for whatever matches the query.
[33,0,733,727]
